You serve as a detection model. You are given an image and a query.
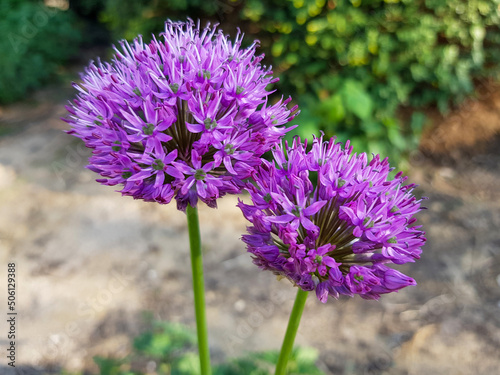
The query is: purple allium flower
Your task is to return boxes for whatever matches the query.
[64,20,298,210]
[238,136,426,302]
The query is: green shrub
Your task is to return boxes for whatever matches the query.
[94,0,500,161]
[0,0,81,104]
[97,0,224,42]
[241,0,500,160]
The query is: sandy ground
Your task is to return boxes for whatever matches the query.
[0,83,499,375]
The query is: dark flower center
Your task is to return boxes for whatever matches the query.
[311,197,359,267]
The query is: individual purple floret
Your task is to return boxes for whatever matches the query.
[64,20,298,210]
[238,136,426,302]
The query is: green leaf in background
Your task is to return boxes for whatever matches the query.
[251,347,325,375]
[387,126,407,151]
[93,357,128,375]
[410,111,427,134]
[214,357,271,375]
[340,80,373,121]
[319,93,345,123]
[292,106,322,141]
[174,352,201,375]
[133,321,196,359]
[360,119,385,138]
[409,111,427,147]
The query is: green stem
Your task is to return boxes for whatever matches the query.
[275,288,309,375]
[186,204,212,375]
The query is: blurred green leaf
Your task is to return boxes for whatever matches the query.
[174,353,201,375]
[93,357,126,375]
[410,111,426,134]
[319,94,345,123]
[133,321,196,359]
[470,24,486,41]
[341,80,373,121]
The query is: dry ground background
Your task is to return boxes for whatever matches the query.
[0,78,499,375]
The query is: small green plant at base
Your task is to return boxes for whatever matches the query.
[85,320,325,375]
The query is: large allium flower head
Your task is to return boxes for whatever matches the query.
[239,136,426,302]
[64,20,298,210]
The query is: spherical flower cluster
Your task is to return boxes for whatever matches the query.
[64,20,297,210]
[238,136,426,302]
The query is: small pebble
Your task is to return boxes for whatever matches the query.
[234,299,246,312]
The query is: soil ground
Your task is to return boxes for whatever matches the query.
[0,79,499,375]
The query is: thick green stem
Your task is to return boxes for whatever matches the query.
[186,204,212,375]
[275,288,309,375]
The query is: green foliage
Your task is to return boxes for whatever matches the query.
[240,0,500,161]
[97,0,224,42]
[93,320,200,375]
[93,357,135,375]
[86,319,324,375]
[245,347,325,375]
[92,0,500,161]
[214,348,325,375]
[0,0,81,104]
[133,321,197,359]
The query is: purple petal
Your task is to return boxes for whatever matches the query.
[266,214,295,224]
[302,200,327,216]
[166,165,185,179]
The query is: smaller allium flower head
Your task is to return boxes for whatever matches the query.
[238,136,426,302]
[64,20,298,210]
